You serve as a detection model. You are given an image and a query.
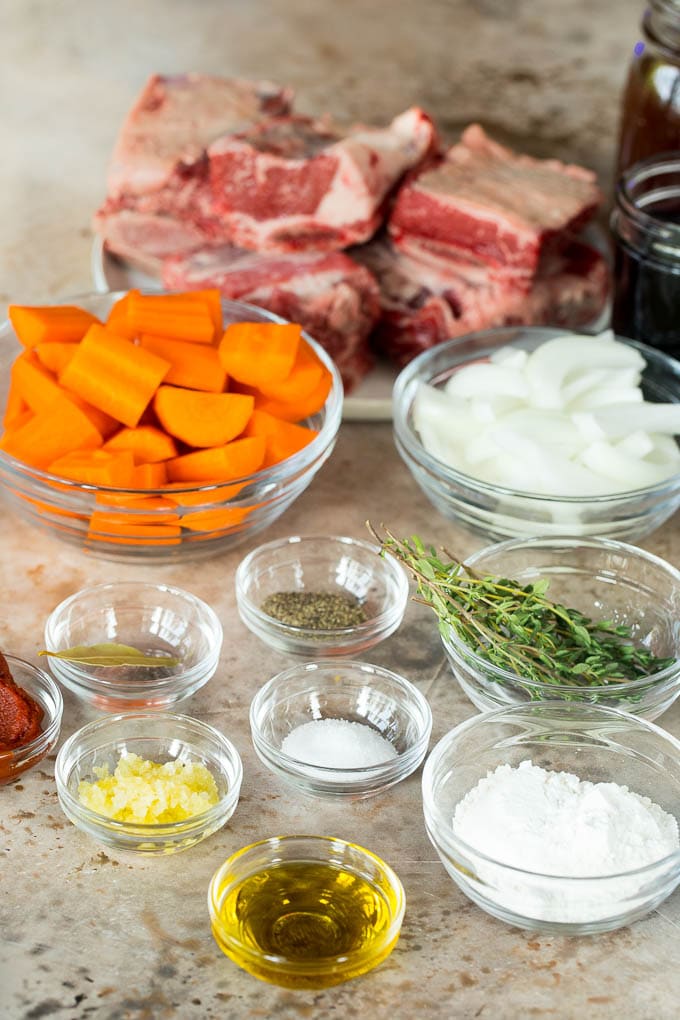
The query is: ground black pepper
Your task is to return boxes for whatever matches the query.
[260,591,367,630]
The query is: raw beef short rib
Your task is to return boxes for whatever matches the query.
[208,108,438,252]
[355,236,609,366]
[95,73,294,259]
[389,124,602,274]
[162,246,381,392]
[106,73,293,198]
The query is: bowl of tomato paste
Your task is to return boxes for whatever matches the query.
[0,652,63,784]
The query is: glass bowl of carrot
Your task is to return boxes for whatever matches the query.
[0,291,343,560]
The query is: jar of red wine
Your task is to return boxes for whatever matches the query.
[617,1,680,174]
[610,154,680,356]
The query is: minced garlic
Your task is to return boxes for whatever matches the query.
[78,752,219,823]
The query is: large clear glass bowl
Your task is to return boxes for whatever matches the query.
[393,326,680,542]
[422,702,680,935]
[0,293,343,561]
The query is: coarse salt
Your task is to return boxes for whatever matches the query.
[452,760,679,923]
[281,718,397,770]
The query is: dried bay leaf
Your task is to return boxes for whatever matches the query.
[38,643,180,668]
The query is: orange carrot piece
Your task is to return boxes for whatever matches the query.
[195,289,223,337]
[8,305,100,348]
[165,481,247,504]
[105,290,139,339]
[10,350,64,413]
[139,335,227,392]
[127,292,216,344]
[34,341,79,375]
[4,407,33,433]
[3,381,29,429]
[153,386,254,448]
[129,462,169,488]
[60,323,170,428]
[180,506,251,532]
[102,492,175,510]
[243,409,317,468]
[47,449,136,487]
[68,395,120,440]
[166,436,266,483]
[103,425,178,463]
[218,322,301,387]
[87,513,182,546]
[257,340,324,401]
[0,397,102,468]
[254,368,333,423]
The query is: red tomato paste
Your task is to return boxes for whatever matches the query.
[0,652,43,751]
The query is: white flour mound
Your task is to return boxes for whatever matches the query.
[452,760,679,923]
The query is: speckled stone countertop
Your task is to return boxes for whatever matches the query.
[2,2,680,1018]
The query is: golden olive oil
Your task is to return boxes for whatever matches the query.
[213,860,401,988]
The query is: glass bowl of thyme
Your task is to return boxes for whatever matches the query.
[374,530,680,721]
[43,581,223,711]
[234,535,409,656]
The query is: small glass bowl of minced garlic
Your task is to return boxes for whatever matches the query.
[208,835,405,989]
[234,534,409,656]
[55,712,243,855]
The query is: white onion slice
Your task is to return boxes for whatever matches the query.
[445,362,529,399]
[524,335,646,409]
[411,332,680,498]
[579,441,678,488]
[589,402,680,437]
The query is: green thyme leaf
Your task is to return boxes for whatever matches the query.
[38,643,180,668]
[367,522,676,689]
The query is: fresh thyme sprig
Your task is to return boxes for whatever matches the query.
[369,524,675,687]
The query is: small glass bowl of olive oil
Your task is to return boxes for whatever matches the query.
[207,835,405,989]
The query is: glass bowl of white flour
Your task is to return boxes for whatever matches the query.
[422,701,680,934]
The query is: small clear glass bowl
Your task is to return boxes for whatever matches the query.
[249,659,432,798]
[235,534,409,656]
[441,535,680,721]
[0,293,343,563]
[208,835,405,989]
[393,326,680,542]
[422,702,680,935]
[55,712,243,856]
[0,655,63,785]
[43,581,223,711]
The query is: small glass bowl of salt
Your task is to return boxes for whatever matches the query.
[249,660,432,798]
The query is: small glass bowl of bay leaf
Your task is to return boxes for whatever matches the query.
[234,535,409,656]
[42,582,222,711]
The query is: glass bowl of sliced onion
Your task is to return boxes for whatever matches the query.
[392,326,680,542]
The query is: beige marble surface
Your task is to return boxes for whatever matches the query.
[2,1,680,1017]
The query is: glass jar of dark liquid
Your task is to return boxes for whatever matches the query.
[610,154,680,356]
[617,0,680,173]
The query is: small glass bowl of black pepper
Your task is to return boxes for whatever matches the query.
[234,535,410,656]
